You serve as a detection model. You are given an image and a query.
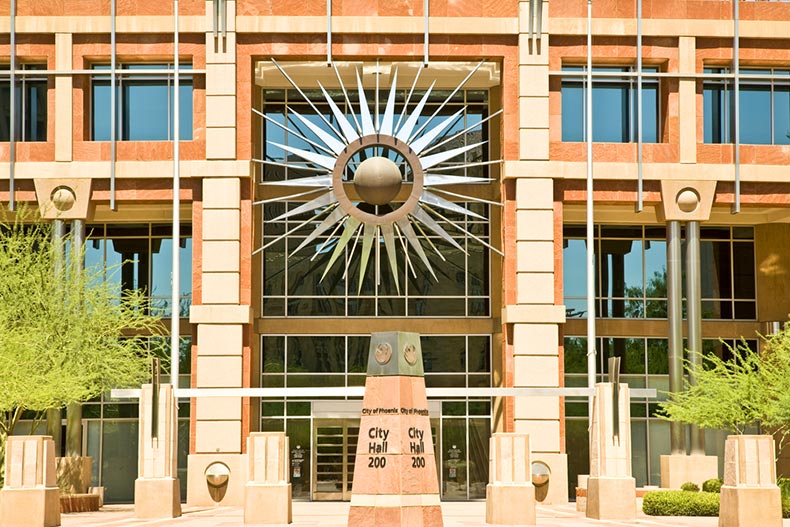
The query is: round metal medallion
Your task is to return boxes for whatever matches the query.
[403,343,417,366]
[375,342,393,365]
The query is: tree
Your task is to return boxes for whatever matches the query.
[0,213,164,480]
[658,331,790,446]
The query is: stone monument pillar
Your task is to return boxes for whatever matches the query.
[719,435,782,527]
[0,435,61,527]
[586,359,636,520]
[135,383,181,519]
[244,432,292,524]
[348,332,443,527]
[485,433,536,525]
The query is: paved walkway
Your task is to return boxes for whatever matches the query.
[60,501,790,527]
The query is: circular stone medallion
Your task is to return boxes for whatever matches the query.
[375,342,393,365]
[403,344,417,366]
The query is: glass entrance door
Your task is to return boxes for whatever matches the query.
[312,419,359,501]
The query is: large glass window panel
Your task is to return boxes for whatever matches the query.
[0,65,47,142]
[561,66,660,143]
[739,72,772,145]
[775,82,790,144]
[92,64,193,141]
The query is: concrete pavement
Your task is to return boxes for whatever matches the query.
[59,500,790,527]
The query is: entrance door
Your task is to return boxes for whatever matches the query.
[312,419,359,501]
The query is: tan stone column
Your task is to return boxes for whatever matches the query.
[205,0,236,161]
[187,175,249,507]
[509,0,568,506]
[678,36,696,164]
[55,33,72,162]
[186,0,249,507]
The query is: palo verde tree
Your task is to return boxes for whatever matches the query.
[0,212,164,479]
[659,329,790,448]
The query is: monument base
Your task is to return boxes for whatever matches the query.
[660,454,718,489]
[348,497,442,527]
[719,485,782,527]
[244,483,292,525]
[485,483,536,525]
[134,477,181,519]
[0,487,60,527]
[585,476,636,521]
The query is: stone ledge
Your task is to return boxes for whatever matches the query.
[502,305,566,325]
[190,305,252,325]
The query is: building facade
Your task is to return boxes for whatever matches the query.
[4,0,790,505]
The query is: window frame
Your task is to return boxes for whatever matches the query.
[90,62,194,142]
[0,63,48,142]
[560,64,662,143]
[703,66,790,145]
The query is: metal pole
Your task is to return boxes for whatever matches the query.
[171,0,181,388]
[110,0,117,210]
[667,220,686,454]
[66,219,86,457]
[636,0,643,211]
[686,220,705,454]
[9,0,16,210]
[586,0,596,420]
[327,0,332,65]
[423,0,429,66]
[732,0,740,214]
[46,219,67,454]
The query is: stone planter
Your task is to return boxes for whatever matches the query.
[719,434,781,527]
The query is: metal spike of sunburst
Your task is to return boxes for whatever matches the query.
[255,60,503,293]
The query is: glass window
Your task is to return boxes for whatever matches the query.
[0,64,47,142]
[563,225,755,320]
[561,66,660,143]
[87,223,193,317]
[92,63,193,141]
[704,67,790,145]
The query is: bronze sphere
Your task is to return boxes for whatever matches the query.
[352,156,403,206]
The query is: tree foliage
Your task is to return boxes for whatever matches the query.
[0,213,164,472]
[659,329,790,438]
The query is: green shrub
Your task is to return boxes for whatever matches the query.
[681,481,700,492]
[702,478,723,493]
[642,490,719,516]
[778,477,790,499]
[783,497,790,519]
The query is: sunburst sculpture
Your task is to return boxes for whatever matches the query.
[254,60,503,292]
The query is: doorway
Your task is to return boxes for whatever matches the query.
[311,419,359,501]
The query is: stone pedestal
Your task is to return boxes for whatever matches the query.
[244,432,292,525]
[586,476,636,520]
[56,456,93,494]
[719,435,781,527]
[348,332,443,527]
[660,453,719,489]
[134,383,182,519]
[0,436,61,527]
[586,382,636,521]
[485,433,536,525]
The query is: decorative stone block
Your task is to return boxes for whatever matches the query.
[719,435,782,527]
[0,436,60,527]
[244,432,292,525]
[659,454,718,489]
[348,332,443,527]
[486,433,536,525]
[586,476,636,521]
[586,382,636,520]
[135,383,181,519]
[56,456,92,494]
